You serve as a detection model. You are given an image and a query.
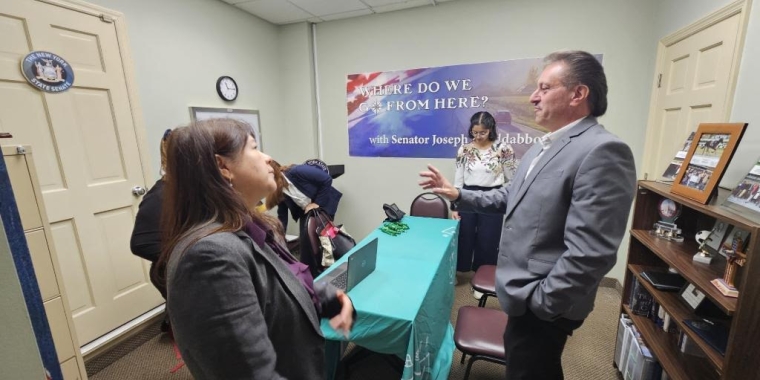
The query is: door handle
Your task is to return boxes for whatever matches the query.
[132,186,147,196]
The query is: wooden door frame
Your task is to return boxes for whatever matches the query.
[641,0,752,180]
[35,0,155,186]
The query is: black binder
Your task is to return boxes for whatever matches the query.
[641,270,686,291]
[684,319,729,356]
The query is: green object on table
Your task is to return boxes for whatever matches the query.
[318,216,459,380]
[380,220,410,236]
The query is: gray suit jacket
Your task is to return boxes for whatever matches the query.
[457,117,636,321]
[166,225,333,380]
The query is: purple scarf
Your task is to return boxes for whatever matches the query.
[243,220,320,311]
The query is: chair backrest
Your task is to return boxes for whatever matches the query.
[410,192,449,219]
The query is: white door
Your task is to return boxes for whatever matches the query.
[0,0,162,344]
[641,5,746,180]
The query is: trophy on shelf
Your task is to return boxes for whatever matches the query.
[694,229,715,264]
[710,234,747,298]
[650,198,684,242]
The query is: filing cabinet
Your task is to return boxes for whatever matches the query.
[3,146,87,380]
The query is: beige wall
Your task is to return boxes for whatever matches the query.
[277,22,319,164]
[313,0,658,282]
[86,0,286,180]
[726,2,760,186]
[74,0,759,285]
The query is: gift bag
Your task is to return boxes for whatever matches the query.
[310,209,356,267]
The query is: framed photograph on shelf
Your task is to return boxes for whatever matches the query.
[705,219,732,256]
[671,123,747,204]
[719,227,751,258]
[679,283,707,312]
[659,131,695,183]
[722,158,760,224]
[190,107,263,151]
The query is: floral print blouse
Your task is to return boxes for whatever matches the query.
[454,141,518,188]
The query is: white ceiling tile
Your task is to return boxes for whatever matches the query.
[219,0,460,24]
[360,0,409,6]
[236,0,315,24]
[372,0,432,13]
[288,0,368,17]
[319,8,374,21]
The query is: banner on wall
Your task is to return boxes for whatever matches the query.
[346,55,602,159]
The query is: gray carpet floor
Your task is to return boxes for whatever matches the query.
[88,272,623,380]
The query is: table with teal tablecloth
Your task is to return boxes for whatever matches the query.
[318,216,459,380]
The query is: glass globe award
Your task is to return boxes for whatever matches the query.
[650,198,684,242]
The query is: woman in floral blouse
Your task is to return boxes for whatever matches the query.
[453,111,518,298]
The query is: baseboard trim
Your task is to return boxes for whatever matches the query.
[82,304,165,362]
[600,277,623,295]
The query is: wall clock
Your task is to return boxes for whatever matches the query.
[216,76,238,101]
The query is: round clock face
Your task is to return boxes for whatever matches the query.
[217,76,238,101]
[658,198,680,220]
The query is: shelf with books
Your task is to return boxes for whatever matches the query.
[622,304,719,380]
[619,180,760,379]
[630,230,735,314]
[628,264,724,370]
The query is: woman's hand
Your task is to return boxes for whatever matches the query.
[329,290,354,338]
[451,211,460,220]
[305,203,320,213]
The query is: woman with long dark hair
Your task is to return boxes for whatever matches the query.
[453,111,517,298]
[154,119,353,379]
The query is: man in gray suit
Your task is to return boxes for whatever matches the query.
[420,50,636,379]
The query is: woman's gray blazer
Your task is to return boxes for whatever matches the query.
[166,225,335,380]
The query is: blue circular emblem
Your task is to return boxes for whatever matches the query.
[20,51,75,93]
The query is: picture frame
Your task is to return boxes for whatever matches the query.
[659,131,695,183]
[704,219,732,256]
[189,107,263,151]
[718,227,751,258]
[722,158,760,224]
[671,123,747,204]
[679,283,707,312]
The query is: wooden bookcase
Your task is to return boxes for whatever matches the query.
[618,180,760,380]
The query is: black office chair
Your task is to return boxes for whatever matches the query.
[410,192,449,219]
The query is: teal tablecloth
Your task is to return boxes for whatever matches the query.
[318,216,459,380]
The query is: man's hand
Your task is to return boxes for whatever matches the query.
[419,164,460,201]
[329,290,354,338]
[451,211,460,220]
[304,203,319,213]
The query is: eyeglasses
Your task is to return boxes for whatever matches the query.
[471,131,489,137]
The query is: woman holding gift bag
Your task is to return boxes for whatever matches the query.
[266,160,342,231]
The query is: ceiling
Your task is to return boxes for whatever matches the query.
[220,0,458,25]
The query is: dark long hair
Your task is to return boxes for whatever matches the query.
[468,111,497,141]
[151,118,281,291]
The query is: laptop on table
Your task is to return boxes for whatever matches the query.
[317,237,378,292]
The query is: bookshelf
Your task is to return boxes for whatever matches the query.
[618,181,760,380]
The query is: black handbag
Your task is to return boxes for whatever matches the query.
[310,209,356,262]
[383,203,406,222]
